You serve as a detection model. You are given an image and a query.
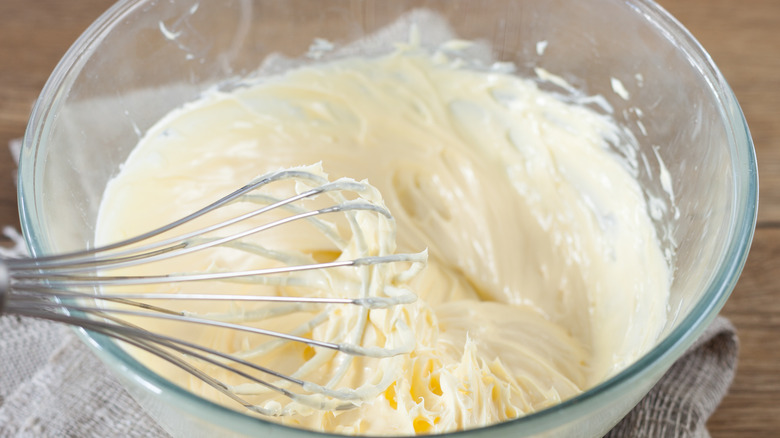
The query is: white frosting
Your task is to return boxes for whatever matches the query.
[611,77,630,101]
[95,44,670,435]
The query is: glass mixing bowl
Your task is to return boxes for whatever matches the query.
[18,0,757,436]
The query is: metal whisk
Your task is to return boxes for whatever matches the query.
[0,165,427,416]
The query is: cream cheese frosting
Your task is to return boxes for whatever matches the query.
[95,43,670,435]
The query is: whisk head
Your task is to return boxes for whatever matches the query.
[1,164,427,416]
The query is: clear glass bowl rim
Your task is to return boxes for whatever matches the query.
[17,0,758,436]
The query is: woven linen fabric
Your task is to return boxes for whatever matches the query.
[605,316,738,438]
[0,318,168,438]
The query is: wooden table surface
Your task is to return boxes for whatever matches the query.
[0,1,777,436]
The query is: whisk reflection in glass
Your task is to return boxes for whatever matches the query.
[0,165,427,416]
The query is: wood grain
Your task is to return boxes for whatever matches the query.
[0,0,777,436]
[658,0,780,227]
[653,1,780,436]
[0,0,117,228]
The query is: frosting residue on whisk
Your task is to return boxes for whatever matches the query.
[96,160,428,417]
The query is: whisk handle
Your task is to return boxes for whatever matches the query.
[0,260,8,314]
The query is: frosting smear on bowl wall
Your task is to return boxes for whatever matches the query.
[95,41,670,435]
